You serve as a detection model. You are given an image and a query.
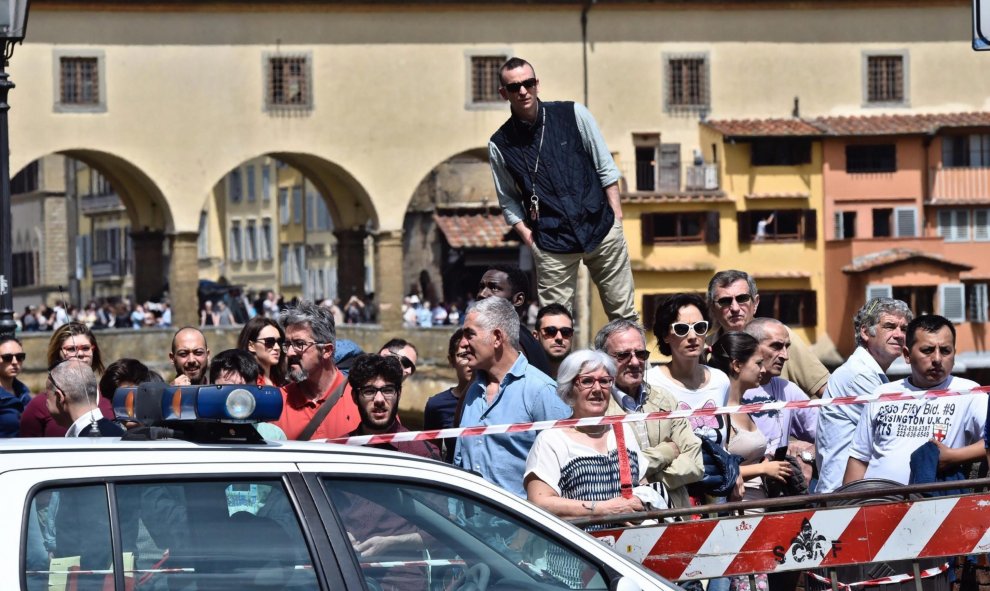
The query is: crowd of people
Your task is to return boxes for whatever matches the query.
[3,56,986,590]
[14,299,174,332]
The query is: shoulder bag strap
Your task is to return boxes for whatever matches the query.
[298,379,348,442]
[613,424,634,499]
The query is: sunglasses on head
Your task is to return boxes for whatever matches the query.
[715,293,753,308]
[502,77,537,93]
[390,354,416,375]
[254,337,284,350]
[671,321,710,338]
[540,326,574,339]
[610,349,650,363]
[0,353,25,363]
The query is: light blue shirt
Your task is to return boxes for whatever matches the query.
[814,346,887,493]
[454,353,572,498]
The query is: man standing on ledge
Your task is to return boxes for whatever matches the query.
[489,57,637,321]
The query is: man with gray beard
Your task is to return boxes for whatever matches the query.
[270,301,359,440]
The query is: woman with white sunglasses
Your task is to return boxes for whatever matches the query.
[645,293,731,448]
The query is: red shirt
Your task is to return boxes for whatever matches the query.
[271,370,359,441]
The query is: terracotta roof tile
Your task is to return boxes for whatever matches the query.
[703,112,990,139]
[814,112,990,136]
[842,248,973,274]
[703,118,824,137]
[433,207,518,249]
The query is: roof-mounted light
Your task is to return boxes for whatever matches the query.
[113,383,283,443]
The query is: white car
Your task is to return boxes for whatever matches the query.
[2,437,682,591]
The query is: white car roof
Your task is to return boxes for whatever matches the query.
[0,437,443,472]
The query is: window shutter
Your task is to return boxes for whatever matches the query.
[834,212,844,240]
[866,284,893,301]
[968,283,988,323]
[737,211,752,243]
[939,283,966,323]
[640,213,655,244]
[894,207,917,237]
[975,210,990,241]
[803,209,818,242]
[802,291,818,327]
[937,210,952,239]
[704,211,720,244]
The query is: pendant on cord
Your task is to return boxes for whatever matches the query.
[529,193,540,221]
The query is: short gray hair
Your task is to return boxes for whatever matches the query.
[51,359,98,407]
[467,297,519,349]
[707,270,758,309]
[854,298,913,346]
[744,317,785,342]
[593,319,645,352]
[280,300,336,347]
[556,349,617,408]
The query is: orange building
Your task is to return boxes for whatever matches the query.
[818,113,990,375]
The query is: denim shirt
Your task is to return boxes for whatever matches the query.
[454,353,572,498]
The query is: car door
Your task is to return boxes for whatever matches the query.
[11,463,347,591]
[297,459,680,591]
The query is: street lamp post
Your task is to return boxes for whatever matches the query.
[0,0,30,340]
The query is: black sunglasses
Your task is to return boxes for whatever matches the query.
[0,353,25,363]
[715,293,753,308]
[541,326,574,339]
[503,77,538,93]
[398,356,416,374]
[609,349,650,363]
[254,337,285,350]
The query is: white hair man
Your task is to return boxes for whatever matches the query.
[815,298,912,493]
[454,297,572,498]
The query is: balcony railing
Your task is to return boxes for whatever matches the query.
[929,166,990,204]
[79,192,125,214]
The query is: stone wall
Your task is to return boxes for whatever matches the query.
[17,324,460,429]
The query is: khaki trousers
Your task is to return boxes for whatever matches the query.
[530,221,638,321]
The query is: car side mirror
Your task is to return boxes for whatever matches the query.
[610,576,644,591]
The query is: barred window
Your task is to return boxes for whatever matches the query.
[471,56,504,103]
[267,55,310,109]
[60,57,100,105]
[866,55,904,104]
[665,55,709,111]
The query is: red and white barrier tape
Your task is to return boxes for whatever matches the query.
[805,562,950,589]
[324,385,990,447]
[593,492,990,581]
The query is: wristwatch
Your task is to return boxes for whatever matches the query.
[799,450,815,464]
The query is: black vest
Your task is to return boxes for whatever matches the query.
[490,101,614,254]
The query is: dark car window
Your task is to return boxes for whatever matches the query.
[24,479,319,591]
[322,478,610,590]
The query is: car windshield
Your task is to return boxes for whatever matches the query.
[322,477,612,590]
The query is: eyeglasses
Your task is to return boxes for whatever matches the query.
[254,337,284,350]
[61,344,93,356]
[0,353,25,363]
[47,371,64,395]
[671,321,710,338]
[502,77,538,93]
[609,349,650,363]
[575,375,614,390]
[357,385,399,400]
[286,340,320,352]
[540,326,574,339]
[715,294,753,308]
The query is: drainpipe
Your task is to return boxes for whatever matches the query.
[577,0,596,347]
[581,0,596,107]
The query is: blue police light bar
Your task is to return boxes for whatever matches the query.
[113,383,283,425]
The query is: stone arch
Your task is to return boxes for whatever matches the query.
[404,147,522,311]
[9,150,173,311]
[200,152,378,316]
